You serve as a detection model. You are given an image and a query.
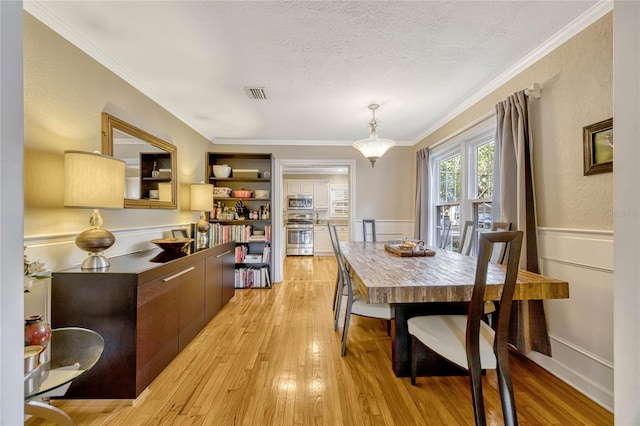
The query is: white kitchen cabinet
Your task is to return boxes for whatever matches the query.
[314,225,349,256]
[313,225,332,255]
[286,181,313,196]
[313,182,329,210]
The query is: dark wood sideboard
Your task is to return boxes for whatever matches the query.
[51,242,235,399]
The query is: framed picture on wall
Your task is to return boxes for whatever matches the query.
[583,118,613,176]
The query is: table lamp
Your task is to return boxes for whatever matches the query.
[191,183,213,249]
[64,151,125,270]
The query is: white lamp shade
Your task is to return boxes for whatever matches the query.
[64,151,125,209]
[191,183,213,211]
[353,136,396,159]
[158,182,172,202]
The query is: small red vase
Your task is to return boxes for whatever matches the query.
[24,315,51,348]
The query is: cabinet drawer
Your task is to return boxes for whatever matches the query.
[136,274,180,395]
[178,260,206,351]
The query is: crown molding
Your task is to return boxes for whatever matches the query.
[23,0,213,142]
[412,0,613,146]
[212,138,414,147]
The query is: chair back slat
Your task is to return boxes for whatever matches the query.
[489,222,512,264]
[457,221,476,255]
[439,217,452,249]
[362,219,376,242]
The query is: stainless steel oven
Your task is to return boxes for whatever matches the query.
[286,213,314,256]
[287,195,313,210]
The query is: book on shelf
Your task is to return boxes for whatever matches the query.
[262,245,271,263]
[244,254,263,264]
[234,266,271,289]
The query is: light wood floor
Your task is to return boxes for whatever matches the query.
[28,256,612,425]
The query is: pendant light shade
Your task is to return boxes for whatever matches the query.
[353,104,395,167]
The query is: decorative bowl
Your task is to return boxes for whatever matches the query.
[151,238,193,253]
[212,164,231,178]
[213,187,232,197]
[233,189,253,198]
[254,189,270,199]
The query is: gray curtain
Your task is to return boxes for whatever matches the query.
[414,148,430,241]
[495,91,551,356]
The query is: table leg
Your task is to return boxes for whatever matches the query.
[393,302,469,377]
[25,400,75,426]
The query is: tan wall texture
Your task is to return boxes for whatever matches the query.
[23,12,414,240]
[23,13,215,237]
[415,13,613,230]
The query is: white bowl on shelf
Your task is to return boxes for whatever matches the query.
[212,164,231,178]
[254,190,270,199]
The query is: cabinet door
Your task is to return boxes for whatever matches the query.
[337,226,349,242]
[221,248,236,304]
[313,227,332,255]
[137,275,180,395]
[314,182,329,209]
[300,182,314,195]
[205,255,223,323]
[287,182,301,196]
[178,260,206,351]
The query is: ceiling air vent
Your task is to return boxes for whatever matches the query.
[244,86,269,100]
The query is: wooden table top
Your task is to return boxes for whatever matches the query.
[340,242,569,304]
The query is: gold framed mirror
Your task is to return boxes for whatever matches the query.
[101,112,177,209]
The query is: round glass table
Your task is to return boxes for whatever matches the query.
[24,327,104,425]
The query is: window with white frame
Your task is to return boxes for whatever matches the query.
[430,124,496,253]
[436,152,461,250]
[330,184,349,217]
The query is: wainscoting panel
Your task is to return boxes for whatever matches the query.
[534,227,613,411]
[354,220,414,242]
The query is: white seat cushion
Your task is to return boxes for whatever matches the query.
[407,315,496,370]
[350,294,394,320]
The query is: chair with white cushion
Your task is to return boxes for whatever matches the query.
[331,225,394,356]
[408,230,523,426]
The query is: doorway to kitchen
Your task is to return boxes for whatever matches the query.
[272,159,356,283]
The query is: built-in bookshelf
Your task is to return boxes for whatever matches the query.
[207,152,273,288]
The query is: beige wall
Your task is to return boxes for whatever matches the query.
[23,12,414,241]
[23,13,214,237]
[415,13,613,230]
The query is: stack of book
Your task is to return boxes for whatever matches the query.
[234,267,271,288]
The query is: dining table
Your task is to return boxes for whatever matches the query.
[339,241,569,377]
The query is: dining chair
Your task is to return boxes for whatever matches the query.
[439,216,452,249]
[457,220,476,255]
[407,230,523,426]
[329,222,346,329]
[362,219,376,242]
[331,225,394,356]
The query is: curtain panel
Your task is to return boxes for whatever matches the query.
[495,91,551,356]
[414,148,430,241]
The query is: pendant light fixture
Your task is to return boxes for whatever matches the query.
[353,104,396,167]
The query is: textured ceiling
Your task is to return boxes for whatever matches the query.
[27,1,604,146]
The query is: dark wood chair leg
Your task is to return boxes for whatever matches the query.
[468,349,487,426]
[411,336,418,386]
[496,348,518,426]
